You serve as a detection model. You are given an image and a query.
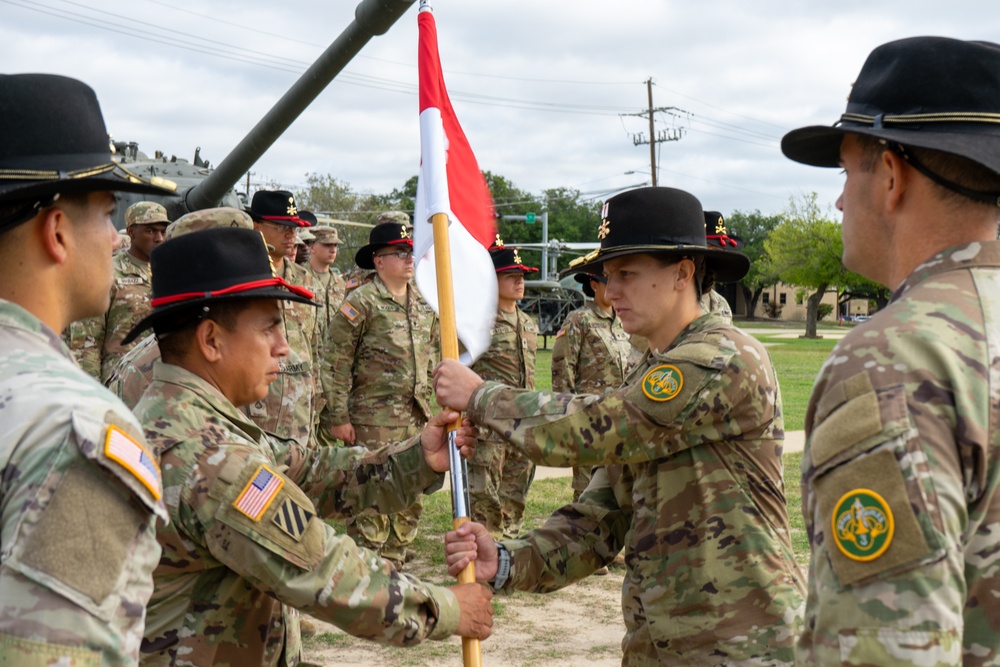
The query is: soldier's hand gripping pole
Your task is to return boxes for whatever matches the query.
[431,211,483,667]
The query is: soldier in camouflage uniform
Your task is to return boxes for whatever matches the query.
[0,73,170,666]
[320,221,439,566]
[342,212,410,295]
[248,190,318,447]
[303,226,345,414]
[466,239,539,536]
[105,207,258,409]
[551,269,631,502]
[121,227,491,666]
[437,187,806,665]
[66,201,170,380]
[782,37,1000,666]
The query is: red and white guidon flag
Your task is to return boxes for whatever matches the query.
[414,1,498,363]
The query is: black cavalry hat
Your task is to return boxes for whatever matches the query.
[123,227,314,345]
[703,211,744,251]
[248,190,308,227]
[489,236,538,274]
[782,37,1000,202]
[0,74,174,231]
[354,222,413,269]
[573,271,606,298]
[570,187,749,283]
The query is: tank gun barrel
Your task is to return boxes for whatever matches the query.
[184,0,416,212]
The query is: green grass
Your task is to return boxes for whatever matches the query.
[750,333,838,431]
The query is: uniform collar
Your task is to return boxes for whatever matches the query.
[893,240,1000,303]
[0,298,68,357]
[586,300,615,320]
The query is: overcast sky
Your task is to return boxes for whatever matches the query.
[4,0,999,222]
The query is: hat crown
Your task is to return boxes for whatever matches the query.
[150,228,276,301]
[125,201,169,226]
[249,190,304,224]
[600,187,706,249]
[166,207,254,240]
[848,37,1000,120]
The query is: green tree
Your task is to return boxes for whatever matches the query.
[765,193,843,338]
[725,209,782,318]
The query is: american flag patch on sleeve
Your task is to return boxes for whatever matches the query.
[104,425,161,500]
[233,465,284,521]
[339,302,359,321]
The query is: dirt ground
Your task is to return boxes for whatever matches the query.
[302,469,627,666]
[301,563,626,667]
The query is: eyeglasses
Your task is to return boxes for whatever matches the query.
[376,249,413,260]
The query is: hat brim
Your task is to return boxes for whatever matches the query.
[495,265,539,274]
[122,288,315,346]
[354,239,413,270]
[568,244,750,284]
[782,124,1000,175]
[0,168,174,203]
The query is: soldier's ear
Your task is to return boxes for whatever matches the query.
[195,317,224,363]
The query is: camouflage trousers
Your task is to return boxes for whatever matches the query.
[347,422,423,564]
[499,443,535,538]
[467,437,504,535]
[572,465,594,503]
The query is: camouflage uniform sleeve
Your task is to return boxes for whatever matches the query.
[196,452,460,644]
[272,434,444,519]
[501,466,629,592]
[64,315,105,379]
[322,291,368,424]
[798,304,980,665]
[0,409,167,665]
[467,332,775,467]
[550,312,582,393]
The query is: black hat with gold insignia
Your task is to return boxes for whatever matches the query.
[122,227,314,344]
[569,187,749,283]
[354,221,413,270]
[248,189,309,227]
[489,235,538,274]
[0,74,175,232]
[703,211,744,250]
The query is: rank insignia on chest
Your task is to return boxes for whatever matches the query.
[272,497,315,541]
[641,364,683,402]
[832,488,894,561]
[104,425,161,500]
[234,465,284,521]
[339,302,359,321]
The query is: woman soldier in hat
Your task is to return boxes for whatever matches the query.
[0,74,172,665]
[782,37,1000,664]
[436,186,805,665]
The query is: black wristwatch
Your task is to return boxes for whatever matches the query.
[492,543,511,590]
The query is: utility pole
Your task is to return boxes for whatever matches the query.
[500,212,550,280]
[622,78,688,186]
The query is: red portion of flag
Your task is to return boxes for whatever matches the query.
[418,10,495,250]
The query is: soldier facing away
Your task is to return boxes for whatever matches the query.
[0,73,171,666]
[436,186,806,665]
[123,227,492,665]
[781,36,1000,665]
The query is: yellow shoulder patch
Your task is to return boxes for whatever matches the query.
[104,424,161,500]
[831,488,894,562]
[641,364,684,402]
[233,465,284,521]
[339,302,359,322]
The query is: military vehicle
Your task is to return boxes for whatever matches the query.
[109,0,417,228]
[520,278,585,338]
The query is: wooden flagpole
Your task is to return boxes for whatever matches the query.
[430,211,483,667]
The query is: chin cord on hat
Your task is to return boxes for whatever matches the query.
[0,194,60,235]
[886,141,1000,207]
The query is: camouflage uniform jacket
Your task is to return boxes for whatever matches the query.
[469,313,806,665]
[135,362,459,667]
[244,260,317,446]
[66,252,153,383]
[471,307,537,390]
[303,265,345,362]
[107,332,159,410]
[551,301,630,394]
[0,299,167,667]
[798,241,1000,667]
[322,276,439,428]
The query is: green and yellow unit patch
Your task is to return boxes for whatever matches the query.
[832,488,894,561]
[641,364,684,402]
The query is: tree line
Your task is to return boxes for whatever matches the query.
[293,173,890,335]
